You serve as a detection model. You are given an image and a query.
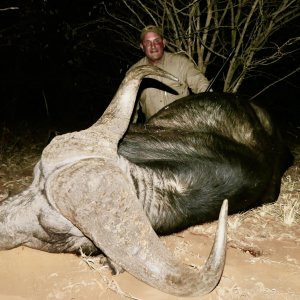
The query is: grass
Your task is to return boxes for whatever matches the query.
[80,251,142,300]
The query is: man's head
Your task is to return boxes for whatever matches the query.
[140,25,166,65]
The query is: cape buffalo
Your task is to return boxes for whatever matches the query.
[0,65,292,297]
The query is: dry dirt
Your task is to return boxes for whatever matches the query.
[0,129,299,300]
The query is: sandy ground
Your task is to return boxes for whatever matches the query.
[0,139,299,300]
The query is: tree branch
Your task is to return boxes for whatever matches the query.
[250,66,300,100]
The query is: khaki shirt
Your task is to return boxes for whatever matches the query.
[129,52,209,121]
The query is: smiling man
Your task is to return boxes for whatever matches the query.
[128,25,209,122]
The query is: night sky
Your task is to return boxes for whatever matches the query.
[1,1,299,138]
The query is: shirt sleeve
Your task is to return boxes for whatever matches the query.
[183,58,209,93]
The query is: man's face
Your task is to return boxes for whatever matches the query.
[140,32,166,64]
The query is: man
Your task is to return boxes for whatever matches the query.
[129,25,209,122]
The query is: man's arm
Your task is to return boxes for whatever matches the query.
[184,58,209,93]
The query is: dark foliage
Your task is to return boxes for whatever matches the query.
[0,0,123,131]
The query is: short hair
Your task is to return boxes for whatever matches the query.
[140,25,164,42]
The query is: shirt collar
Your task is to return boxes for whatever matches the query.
[146,52,166,66]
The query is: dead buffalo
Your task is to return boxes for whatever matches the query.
[0,65,292,297]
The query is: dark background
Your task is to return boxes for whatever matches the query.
[1,0,299,140]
